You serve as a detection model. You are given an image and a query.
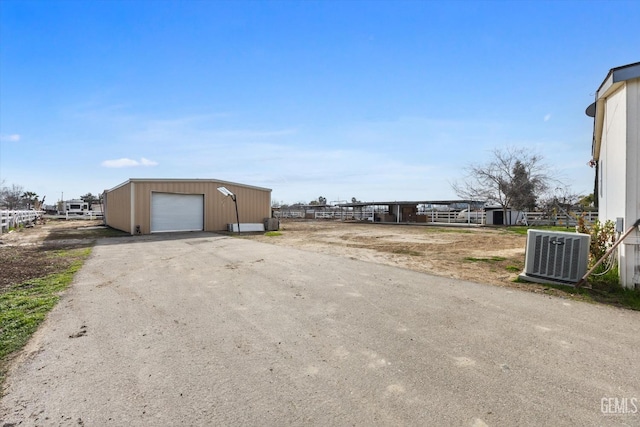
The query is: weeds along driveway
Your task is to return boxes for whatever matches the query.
[2,233,640,426]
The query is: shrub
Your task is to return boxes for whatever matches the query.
[577,218,616,266]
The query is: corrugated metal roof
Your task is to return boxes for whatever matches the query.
[105,178,271,193]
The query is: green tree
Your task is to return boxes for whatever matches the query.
[81,193,98,210]
[21,191,39,210]
[578,193,595,208]
[505,160,537,211]
[311,196,327,206]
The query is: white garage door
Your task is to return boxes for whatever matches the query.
[151,193,204,233]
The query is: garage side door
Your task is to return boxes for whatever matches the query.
[151,193,204,233]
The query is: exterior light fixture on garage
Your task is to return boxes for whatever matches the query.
[217,186,240,234]
[102,179,271,235]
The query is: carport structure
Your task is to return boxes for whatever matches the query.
[336,200,485,225]
[103,178,271,235]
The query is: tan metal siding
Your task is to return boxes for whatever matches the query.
[104,182,132,233]
[214,183,272,231]
[116,180,271,234]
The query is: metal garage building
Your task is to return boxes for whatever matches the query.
[103,178,271,235]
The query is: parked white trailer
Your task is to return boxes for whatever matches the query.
[60,199,89,215]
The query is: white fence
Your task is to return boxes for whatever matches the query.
[0,210,43,234]
[274,208,599,226]
[513,211,598,226]
[410,210,598,226]
[65,211,103,220]
[314,211,375,221]
[274,210,305,219]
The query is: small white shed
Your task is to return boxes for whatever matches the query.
[484,206,524,225]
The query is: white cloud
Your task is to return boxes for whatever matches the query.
[101,157,158,168]
[544,114,552,122]
[0,134,21,142]
[140,157,158,166]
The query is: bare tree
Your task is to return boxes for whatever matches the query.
[538,187,583,226]
[452,148,553,224]
[1,184,25,209]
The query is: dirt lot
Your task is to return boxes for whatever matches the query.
[4,223,639,426]
[0,219,113,292]
[1,218,529,292]
[250,220,528,289]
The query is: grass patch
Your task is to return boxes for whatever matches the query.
[463,256,523,275]
[45,225,128,241]
[423,227,473,234]
[504,225,577,236]
[594,287,640,310]
[515,267,640,311]
[585,268,640,310]
[464,256,507,263]
[264,231,282,236]
[47,248,83,258]
[0,247,90,389]
[541,283,640,310]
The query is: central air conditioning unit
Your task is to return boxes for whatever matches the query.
[519,230,591,286]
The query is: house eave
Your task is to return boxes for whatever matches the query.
[591,62,640,161]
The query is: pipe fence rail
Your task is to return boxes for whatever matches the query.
[274,208,599,226]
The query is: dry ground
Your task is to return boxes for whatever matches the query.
[0,219,108,292]
[249,220,530,289]
[4,226,639,425]
[0,219,542,293]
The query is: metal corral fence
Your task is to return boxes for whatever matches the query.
[274,210,305,219]
[0,210,43,234]
[275,208,378,221]
[314,211,374,221]
[515,210,598,227]
[276,208,598,226]
[405,210,598,226]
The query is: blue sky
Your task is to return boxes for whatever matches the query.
[1,0,638,205]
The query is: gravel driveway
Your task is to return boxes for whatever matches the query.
[2,233,639,426]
